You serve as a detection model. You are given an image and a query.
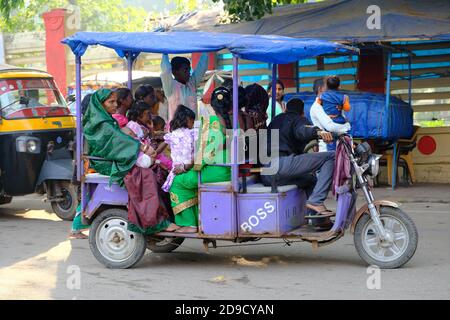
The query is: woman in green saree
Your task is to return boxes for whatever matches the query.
[168,88,233,233]
[69,88,174,239]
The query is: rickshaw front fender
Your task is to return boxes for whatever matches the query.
[350,200,399,234]
[36,158,73,186]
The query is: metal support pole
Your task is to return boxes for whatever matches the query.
[232,55,239,193]
[127,53,134,90]
[385,52,392,116]
[408,55,412,106]
[385,52,397,190]
[75,55,82,182]
[295,61,300,93]
[271,63,277,121]
[75,55,85,214]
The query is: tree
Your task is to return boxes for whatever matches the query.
[0,0,148,33]
[213,0,306,22]
[0,0,24,22]
[168,0,214,14]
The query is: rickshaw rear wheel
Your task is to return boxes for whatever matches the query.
[354,206,418,269]
[89,208,147,269]
[146,236,185,253]
[51,181,77,221]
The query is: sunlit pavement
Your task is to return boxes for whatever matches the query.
[0,185,449,300]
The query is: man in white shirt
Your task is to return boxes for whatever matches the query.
[309,78,351,151]
[160,53,209,123]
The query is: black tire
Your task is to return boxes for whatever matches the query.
[51,181,77,221]
[354,206,418,269]
[89,208,147,269]
[0,195,13,205]
[146,236,185,253]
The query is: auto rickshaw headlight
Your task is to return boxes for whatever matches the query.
[27,140,38,153]
[16,137,41,154]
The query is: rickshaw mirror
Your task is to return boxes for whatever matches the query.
[67,94,76,103]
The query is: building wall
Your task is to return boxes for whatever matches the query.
[413,127,450,183]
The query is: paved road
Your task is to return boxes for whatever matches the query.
[0,193,449,300]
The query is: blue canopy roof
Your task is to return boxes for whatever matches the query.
[62,31,357,64]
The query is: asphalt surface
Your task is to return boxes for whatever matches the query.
[0,190,449,300]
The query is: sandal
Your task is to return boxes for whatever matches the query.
[305,203,335,218]
[68,231,88,239]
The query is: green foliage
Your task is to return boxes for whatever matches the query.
[167,0,214,14]
[0,0,25,22]
[419,119,446,128]
[0,0,148,33]
[214,0,306,22]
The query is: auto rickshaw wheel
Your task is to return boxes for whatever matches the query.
[354,206,418,269]
[89,208,147,269]
[146,236,185,253]
[0,195,13,205]
[51,181,77,221]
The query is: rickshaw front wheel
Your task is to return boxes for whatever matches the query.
[354,206,418,269]
[89,208,147,269]
[51,181,77,221]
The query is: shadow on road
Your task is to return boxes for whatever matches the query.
[137,244,365,269]
[0,206,70,270]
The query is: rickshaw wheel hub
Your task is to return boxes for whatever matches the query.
[96,217,138,262]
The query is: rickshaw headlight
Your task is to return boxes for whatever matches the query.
[355,142,371,163]
[367,154,381,177]
[27,140,38,153]
[16,137,41,154]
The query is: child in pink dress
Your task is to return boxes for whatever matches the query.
[161,105,196,192]
[151,116,173,171]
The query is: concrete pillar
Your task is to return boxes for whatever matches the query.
[43,9,68,96]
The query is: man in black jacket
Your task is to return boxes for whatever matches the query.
[261,98,335,216]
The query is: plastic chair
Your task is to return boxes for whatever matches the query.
[378,126,420,185]
[377,153,416,185]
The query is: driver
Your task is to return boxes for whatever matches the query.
[261,98,336,219]
[27,89,43,107]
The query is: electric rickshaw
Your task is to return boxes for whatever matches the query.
[0,64,77,220]
[63,31,418,269]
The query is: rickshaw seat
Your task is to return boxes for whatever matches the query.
[85,172,113,183]
[246,183,297,193]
